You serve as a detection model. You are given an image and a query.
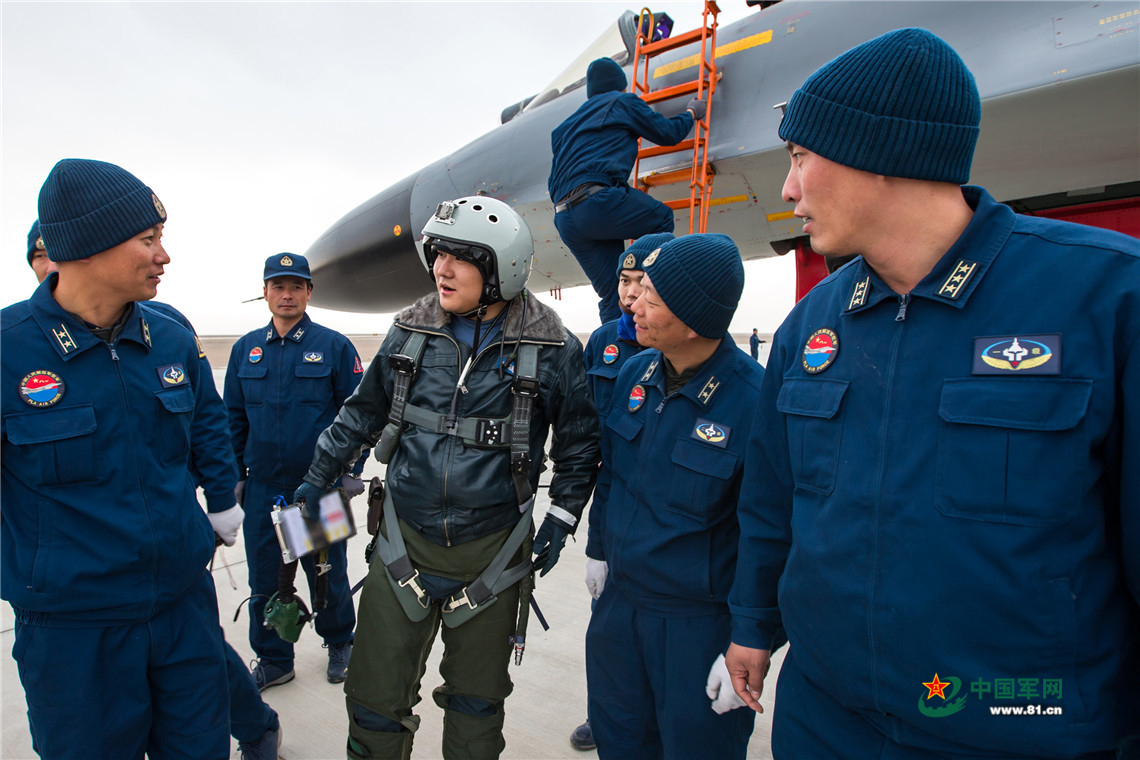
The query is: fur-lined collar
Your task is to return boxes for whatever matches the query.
[394,290,566,343]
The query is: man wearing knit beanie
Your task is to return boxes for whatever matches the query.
[571,230,669,752]
[548,57,705,324]
[584,233,764,759]
[1,158,245,759]
[727,28,1140,760]
[25,219,57,283]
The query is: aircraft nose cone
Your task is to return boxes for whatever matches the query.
[305,172,430,313]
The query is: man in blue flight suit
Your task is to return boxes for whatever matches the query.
[585,233,761,759]
[20,218,282,758]
[549,56,705,323]
[748,329,760,361]
[726,29,1140,760]
[224,253,366,690]
[570,230,668,751]
[1,158,239,759]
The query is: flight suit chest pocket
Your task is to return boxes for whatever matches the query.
[5,404,100,486]
[237,362,267,406]
[155,386,194,465]
[935,378,1092,526]
[776,377,849,496]
[295,363,332,405]
[605,411,643,489]
[666,439,738,523]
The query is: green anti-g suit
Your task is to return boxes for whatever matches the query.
[305,290,600,759]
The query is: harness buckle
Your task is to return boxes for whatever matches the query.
[388,353,416,376]
[475,418,507,446]
[512,377,540,398]
[398,570,431,609]
[444,587,478,614]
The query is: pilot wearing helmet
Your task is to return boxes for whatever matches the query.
[295,196,600,760]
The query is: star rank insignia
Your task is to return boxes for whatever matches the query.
[938,260,979,300]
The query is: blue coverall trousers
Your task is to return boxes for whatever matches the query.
[224,638,278,743]
[586,584,754,760]
[12,572,230,760]
[554,185,674,324]
[243,476,355,668]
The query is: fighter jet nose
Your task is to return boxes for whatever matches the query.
[305,172,431,313]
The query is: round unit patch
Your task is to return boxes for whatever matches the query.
[802,329,839,374]
[602,344,620,365]
[249,346,264,363]
[628,384,646,412]
[19,370,65,407]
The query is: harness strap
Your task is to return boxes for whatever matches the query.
[371,489,432,621]
[509,344,540,505]
[402,403,512,446]
[375,331,428,464]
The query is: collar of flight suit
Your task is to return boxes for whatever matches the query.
[264,312,312,344]
[841,186,1015,318]
[28,273,153,361]
[636,334,738,409]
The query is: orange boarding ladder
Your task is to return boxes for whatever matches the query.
[631,2,720,234]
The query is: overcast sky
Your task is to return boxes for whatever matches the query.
[2,1,796,337]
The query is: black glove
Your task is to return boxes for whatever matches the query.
[686,98,707,121]
[294,481,326,521]
[532,517,571,577]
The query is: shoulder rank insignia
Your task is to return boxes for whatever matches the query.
[19,370,65,407]
[51,323,78,355]
[846,277,871,311]
[141,318,152,348]
[354,356,364,374]
[628,384,646,412]
[292,328,306,341]
[304,352,324,363]
[602,344,619,365]
[938,260,979,300]
[696,376,720,406]
[973,334,1060,375]
[157,364,186,387]
[195,335,207,359]
[692,419,730,447]
[803,329,839,374]
[249,346,263,363]
[640,360,658,383]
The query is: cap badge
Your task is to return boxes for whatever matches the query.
[628,384,646,412]
[19,370,65,407]
[803,328,839,374]
[249,346,263,363]
[622,252,636,269]
[603,344,620,365]
[35,236,45,251]
[152,194,167,220]
[642,248,661,268]
[280,255,293,267]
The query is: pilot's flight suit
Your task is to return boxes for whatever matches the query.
[730,188,1140,759]
[1,275,233,759]
[586,336,763,760]
[584,314,647,419]
[224,312,364,671]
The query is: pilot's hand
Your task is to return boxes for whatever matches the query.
[686,98,707,121]
[234,479,246,507]
[294,481,326,521]
[532,517,570,577]
[341,473,366,500]
[585,558,608,599]
[208,504,245,547]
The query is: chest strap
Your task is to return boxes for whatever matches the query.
[372,487,535,627]
[375,331,428,464]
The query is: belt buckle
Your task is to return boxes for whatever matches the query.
[398,570,430,609]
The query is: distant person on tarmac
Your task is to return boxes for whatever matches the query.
[549,57,705,324]
[749,328,760,360]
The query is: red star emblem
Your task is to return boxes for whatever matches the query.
[923,674,950,700]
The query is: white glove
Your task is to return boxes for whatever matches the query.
[706,653,747,715]
[208,504,244,547]
[584,558,608,599]
[341,473,366,499]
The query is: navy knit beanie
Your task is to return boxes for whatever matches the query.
[38,159,167,262]
[643,233,743,339]
[778,28,980,184]
[587,58,627,98]
[617,232,674,277]
[26,219,44,265]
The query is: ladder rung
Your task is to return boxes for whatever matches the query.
[639,27,710,57]
[664,197,705,211]
[640,168,694,187]
[642,80,702,104]
[638,139,696,159]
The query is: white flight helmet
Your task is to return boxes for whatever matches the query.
[417,196,533,305]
